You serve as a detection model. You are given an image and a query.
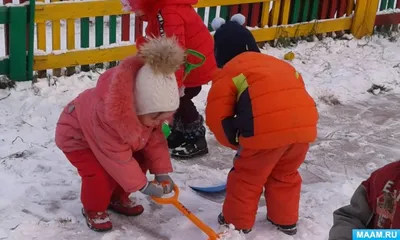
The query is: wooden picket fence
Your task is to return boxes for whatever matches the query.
[0,0,399,81]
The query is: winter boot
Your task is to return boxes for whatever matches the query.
[81,208,112,232]
[267,217,297,235]
[217,213,252,234]
[171,116,208,159]
[108,197,144,216]
[167,117,185,149]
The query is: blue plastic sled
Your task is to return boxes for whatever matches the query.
[190,183,227,193]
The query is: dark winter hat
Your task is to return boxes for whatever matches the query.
[211,14,260,68]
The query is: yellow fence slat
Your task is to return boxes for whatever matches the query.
[67,19,75,50]
[280,0,291,25]
[270,0,281,26]
[252,17,352,41]
[363,0,380,35]
[51,0,61,76]
[346,0,354,16]
[51,0,61,51]
[35,0,268,22]
[36,0,46,51]
[260,1,271,27]
[33,17,352,71]
[351,0,379,38]
[34,45,137,70]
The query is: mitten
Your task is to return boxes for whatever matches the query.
[139,181,165,197]
[155,174,175,194]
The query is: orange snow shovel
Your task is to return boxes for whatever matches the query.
[151,184,223,240]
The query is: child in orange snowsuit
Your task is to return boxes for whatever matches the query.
[206,15,319,235]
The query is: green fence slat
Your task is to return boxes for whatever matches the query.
[219,6,229,20]
[0,6,9,24]
[208,7,217,30]
[95,16,104,68]
[302,0,310,22]
[380,0,388,10]
[197,8,205,21]
[109,16,116,44]
[290,0,301,24]
[109,15,117,68]
[0,58,9,75]
[387,0,395,9]
[80,17,90,71]
[310,0,319,20]
[9,6,27,81]
[95,16,104,47]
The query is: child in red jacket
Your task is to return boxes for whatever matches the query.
[121,0,217,159]
[55,37,184,232]
[329,160,400,240]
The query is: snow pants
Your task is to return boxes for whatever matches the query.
[64,149,148,212]
[175,86,202,124]
[222,143,309,230]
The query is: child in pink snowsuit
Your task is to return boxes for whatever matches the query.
[55,36,185,232]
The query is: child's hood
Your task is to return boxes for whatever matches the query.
[124,0,198,16]
[93,56,146,147]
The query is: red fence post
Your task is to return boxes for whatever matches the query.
[3,0,12,55]
[240,4,250,25]
[229,5,240,18]
[250,3,261,27]
[337,0,347,18]
[134,16,143,41]
[121,14,130,41]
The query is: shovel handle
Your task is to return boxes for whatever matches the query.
[151,183,180,204]
[151,184,220,240]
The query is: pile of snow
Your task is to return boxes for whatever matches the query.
[217,225,246,240]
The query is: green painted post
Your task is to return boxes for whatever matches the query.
[0,59,9,75]
[302,0,310,22]
[0,6,9,76]
[9,6,27,81]
[219,6,229,20]
[80,18,90,72]
[95,16,104,68]
[27,0,35,80]
[109,15,117,68]
[197,8,206,22]
[387,0,395,9]
[208,7,217,30]
[0,6,8,24]
[310,0,319,21]
[290,0,301,24]
[380,0,388,10]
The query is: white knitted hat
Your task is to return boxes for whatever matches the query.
[134,36,186,116]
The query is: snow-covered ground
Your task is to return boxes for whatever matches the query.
[1,35,400,240]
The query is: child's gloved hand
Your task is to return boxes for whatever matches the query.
[155,174,175,194]
[139,182,166,197]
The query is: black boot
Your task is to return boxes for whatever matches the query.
[171,116,208,159]
[167,117,185,149]
[217,213,252,234]
[267,217,297,235]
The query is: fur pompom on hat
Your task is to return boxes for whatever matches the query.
[212,14,260,68]
[135,36,186,115]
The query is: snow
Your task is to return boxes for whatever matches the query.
[1,34,400,239]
